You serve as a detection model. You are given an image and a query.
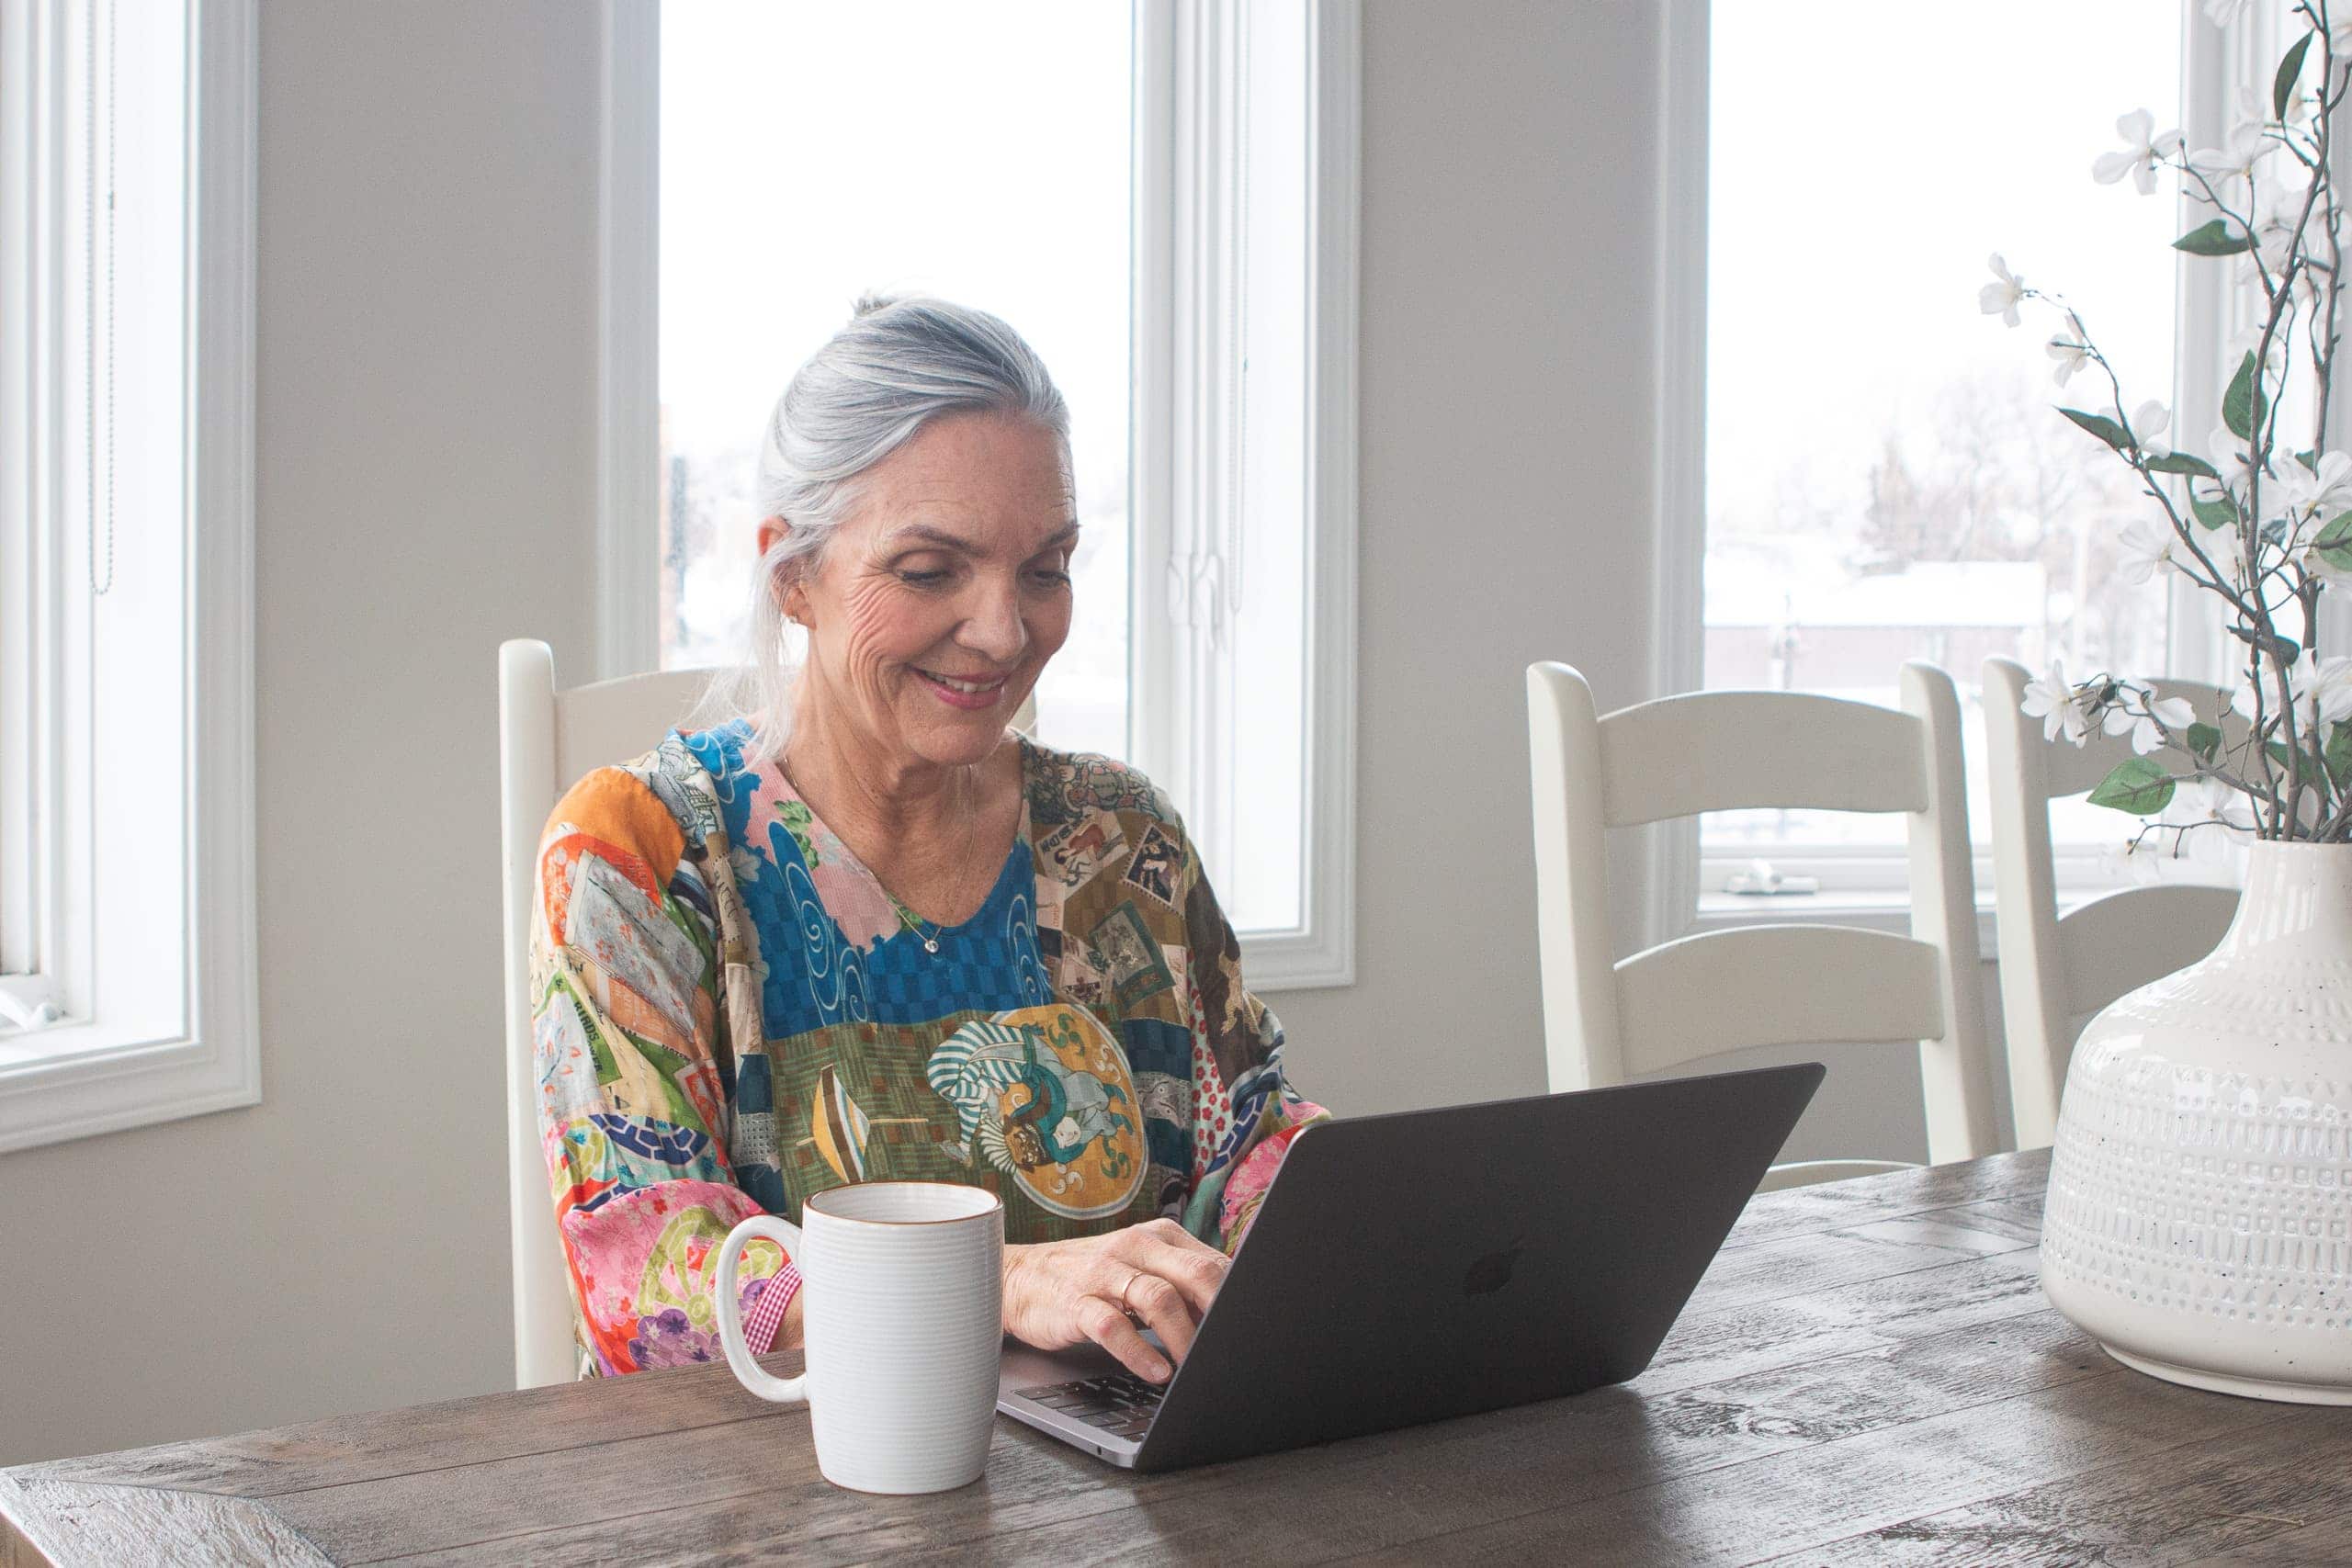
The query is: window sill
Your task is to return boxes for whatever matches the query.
[0,1021,260,1154]
[1689,889,1999,955]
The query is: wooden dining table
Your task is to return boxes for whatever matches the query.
[6,1147,2351,1565]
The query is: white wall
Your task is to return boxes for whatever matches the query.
[1274,1,1668,1116]
[0,1,601,1466]
[0,1,1980,1468]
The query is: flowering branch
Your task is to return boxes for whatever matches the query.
[1985,0,2352,845]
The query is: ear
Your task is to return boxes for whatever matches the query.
[757,515,809,623]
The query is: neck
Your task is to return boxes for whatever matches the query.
[778,696,995,852]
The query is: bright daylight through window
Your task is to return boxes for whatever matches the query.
[1702,1,2184,896]
[0,0,256,1154]
[657,2,1132,764]
[654,2,1357,975]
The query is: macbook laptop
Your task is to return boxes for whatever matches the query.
[997,1061,1825,1471]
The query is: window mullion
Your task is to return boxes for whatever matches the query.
[1131,0,1241,881]
[2168,0,2249,688]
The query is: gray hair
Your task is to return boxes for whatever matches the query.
[691,294,1070,757]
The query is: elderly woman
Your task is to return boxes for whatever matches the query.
[531,296,1327,1388]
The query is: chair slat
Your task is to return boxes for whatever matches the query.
[554,669,718,785]
[2057,882,2239,1018]
[1597,691,1928,827]
[1614,925,1946,1079]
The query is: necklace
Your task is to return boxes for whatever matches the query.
[887,893,944,955]
[778,743,979,958]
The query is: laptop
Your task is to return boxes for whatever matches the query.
[997,1061,1825,1471]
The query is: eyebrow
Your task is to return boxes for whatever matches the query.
[883,521,1081,555]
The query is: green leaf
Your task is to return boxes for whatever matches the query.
[2223,351,2269,440]
[2186,722,2223,761]
[2328,720,2352,786]
[2146,451,2222,479]
[2060,407,2132,451]
[2087,757,2177,816]
[2229,624,2301,663]
[2191,494,2238,529]
[2315,512,2352,572]
[2174,218,2253,257]
[2278,31,2314,119]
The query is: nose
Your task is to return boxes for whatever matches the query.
[957,575,1029,666]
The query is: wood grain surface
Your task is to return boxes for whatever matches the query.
[8,1148,2349,1566]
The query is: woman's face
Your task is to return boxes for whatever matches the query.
[772,411,1077,773]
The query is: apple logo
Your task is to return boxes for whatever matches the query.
[1463,1241,1523,1297]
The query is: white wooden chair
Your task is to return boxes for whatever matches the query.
[1525,660,1999,1190]
[1981,656,2239,1150]
[498,639,717,1388]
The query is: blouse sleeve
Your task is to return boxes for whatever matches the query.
[1170,835,1331,1254]
[531,764,790,1375]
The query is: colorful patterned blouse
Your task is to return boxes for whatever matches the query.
[530,721,1329,1377]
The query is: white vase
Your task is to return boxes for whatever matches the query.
[2041,840,2352,1403]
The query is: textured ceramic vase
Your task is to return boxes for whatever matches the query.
[2041,840,2352,1403]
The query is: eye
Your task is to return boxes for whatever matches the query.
[1028,564,1073,587]
[897,569,952,588]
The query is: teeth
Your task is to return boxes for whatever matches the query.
[925,671,1002,695]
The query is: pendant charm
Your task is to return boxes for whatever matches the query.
[923,937,940,953]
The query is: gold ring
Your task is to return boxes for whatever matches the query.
[1119,1270,1148,1323]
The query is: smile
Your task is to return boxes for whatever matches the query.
[916,668,1011,706]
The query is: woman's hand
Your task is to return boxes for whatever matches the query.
[1001,1219,1231,1383]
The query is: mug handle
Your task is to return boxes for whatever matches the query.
[714,1214,807,1404]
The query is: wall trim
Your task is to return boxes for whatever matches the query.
[1251,0,1359,990]
[1643,0,1708,952]
[0,0,260,1154]
[595,0,659,680]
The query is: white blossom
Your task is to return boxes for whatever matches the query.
[2240,186,2332,297]
[2019,659,2095,745]
[2109,399,2171,456]
[2102,693,2199,755]
[1979,254,2026,327]
[2186,774,2256,833]
[2093,109,2184,195]
[2207,425,2256,495]
[2189,119,2277,186]
[2046,333,2089,385]
[2226,652,2352,728]
[2116,514,2188,584]
[2272,449,2352,520]
[2312,656,2352,726]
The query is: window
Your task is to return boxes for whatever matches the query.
[1668,0,2241,916]
[606,0,1359,986]
[0,0,257,1153]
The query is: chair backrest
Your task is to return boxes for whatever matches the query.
[1525,660,1998,1180]
[496,639,1041,1387]
[498,639,717,1388]
[1980,656,2240,1149]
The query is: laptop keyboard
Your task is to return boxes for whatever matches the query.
[1013,1372,1167,1442]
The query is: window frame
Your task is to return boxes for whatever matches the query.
[1653,0,2246,942]
[0,0,261,1154]
[598,0,1361,990]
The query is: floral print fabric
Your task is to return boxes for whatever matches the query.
[531,723,1328,1377]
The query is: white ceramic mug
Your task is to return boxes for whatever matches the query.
[715,1181,1005,1495]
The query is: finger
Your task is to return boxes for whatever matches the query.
[1129,1226,1231,1319]
[1123,1272,1199,1365]
[1079,1296,1172,1383]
